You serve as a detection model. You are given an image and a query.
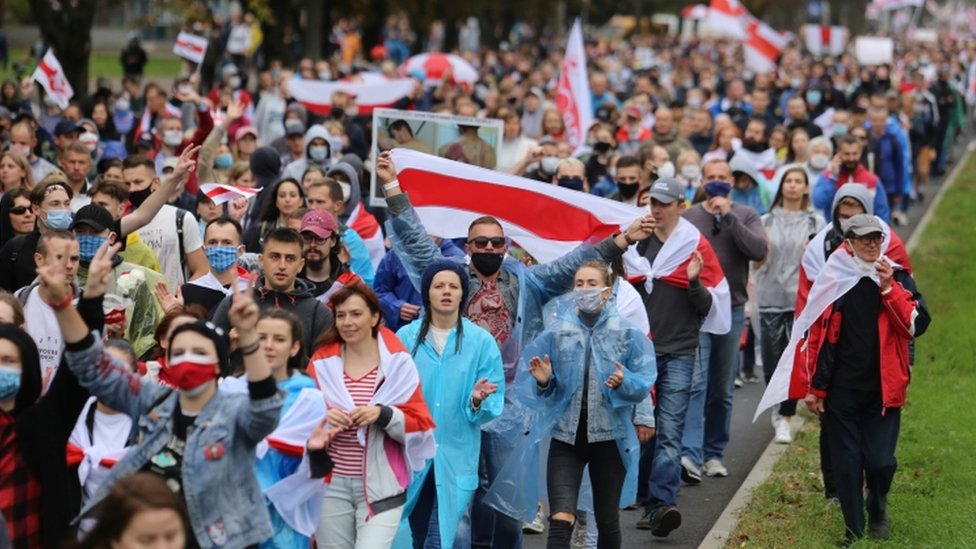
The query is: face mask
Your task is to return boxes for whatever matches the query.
[0,365,20,401]
[687,97,702,109]
[791,77,804,89]
[114,98,131,113]
[540,156,560,175]
[616,181,639,198]
[593,141,613,154]
[557,177,585,191]
[309,145,329,162]
[574,287,607,314]
[809,153,830,170]
[470,252,504,277]
[77,234,107,263]
[44,209,73,230]
[214,153,234,169]
[163,130,183,148]
[129,186,153,208]
[205,245,239,272]
[346,105,359,118]
[656,161,676,179]
[8,143,30,158]
[44,95,59,107]
[681,164,701,180]
[806,90,823,107]
[318,70,331,80]
[229,76,242,89]
[833,125,848,137]
[331,107,345,119]
[704,181,732,198]
[336,181,352,202]
[165,353,219,395]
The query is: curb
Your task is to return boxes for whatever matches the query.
[697,140,974,549]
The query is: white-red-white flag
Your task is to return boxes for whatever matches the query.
[802,24,849,57]
[682,4,709,19]
[32,50,74,110]
[288,77,416,117]
[744,20,788,74]
[556,19,593,155]
[706,0,748,39]
[173,31,209,64]
[199,183,262,205]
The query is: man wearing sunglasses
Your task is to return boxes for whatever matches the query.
[375,150,654,549]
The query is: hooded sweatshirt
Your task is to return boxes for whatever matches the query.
[282,125,333,182]
[212,277,333,353]
[328,162,386,270]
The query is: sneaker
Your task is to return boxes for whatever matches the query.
[744,374,760,383]
[868,514,892,540]
[649,505,682,537]
[635,507,653,530]
[892,211,909,226]
[570,518,586,549]
[774,418,793,444]
[522,503,545,534]
[734,376,744,388]
[680,456,702,485]
[703,459,728,477]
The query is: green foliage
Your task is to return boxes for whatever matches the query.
[728,153,976,548]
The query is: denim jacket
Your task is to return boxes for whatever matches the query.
[64,334,283,548]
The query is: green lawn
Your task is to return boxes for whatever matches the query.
[1,49,183,83]
[727,154,976,548]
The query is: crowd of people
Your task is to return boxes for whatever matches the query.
[0,8,951,549]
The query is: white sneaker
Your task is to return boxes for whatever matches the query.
[522,503,545,534]
[703,459,728,477]
[774,418,793,444]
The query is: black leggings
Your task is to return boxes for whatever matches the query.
[545,438,626,549]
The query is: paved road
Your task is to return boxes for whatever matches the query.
[523,134,970,549]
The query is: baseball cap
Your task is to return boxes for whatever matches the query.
[285,120,306,137]
[71,204,114,232]
[135,131,155,150]
[235,125,258,142]
[162,156,179,172]
[842,214,883,237]
[648,177,685,204]
[54,120,81,136]
[624,105,642,119]
[300,210,338,239]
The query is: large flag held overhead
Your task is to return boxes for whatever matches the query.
[744,20,788,74]
[199,183,262,205]
[556,19,593,155]
[802,24,849,56]
[173,31,209,64]
[33,50,74,109]
[289,77,416,116]
[706,0,748,39]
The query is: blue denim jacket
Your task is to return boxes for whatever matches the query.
[65,334,283,548]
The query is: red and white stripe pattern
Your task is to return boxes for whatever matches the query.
[556,19,594,154]
[623,217,731,335]
[682,4,709,19]
[199,183,262,205]
[173,31,208,64]
[744,19,788,74]
[398,53,479,86]
[347,203,386,269]
[706,0,748,39]
[289,77,416,117]
[390,148,644,264]
[33,50,74,109]
[328,368,378,476]
[136,101,183,139]
[802,24,848,57]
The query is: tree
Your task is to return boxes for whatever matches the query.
[28,0,96,98]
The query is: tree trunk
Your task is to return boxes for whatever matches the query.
[28,0,96,99]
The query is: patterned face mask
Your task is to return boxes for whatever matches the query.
[76,234,107,263]
[205,246,239,273]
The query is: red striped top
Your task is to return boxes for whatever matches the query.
[330,367,378,477]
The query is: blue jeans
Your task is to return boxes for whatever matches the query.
[471,430,522,549]
[409,468,471,549]
[682,305,746,466]
[648,354,697,508]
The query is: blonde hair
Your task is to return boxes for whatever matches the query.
[0,152,34,191]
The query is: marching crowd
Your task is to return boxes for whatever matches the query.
[0,11,952,549]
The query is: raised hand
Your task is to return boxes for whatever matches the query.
[37,241,73,307]
[376,151,397,185]
[528,355,552,387]
[154,281,184,313]
[471,377,498,408]
[307,418,343,451]
[228,274,259,335]
[605,362,624,390]
[84,236,122,299]
[170,144,202,184]
[228,197,249,221]
[225,100,245,122]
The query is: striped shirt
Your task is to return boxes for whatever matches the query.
[330,367,378,477]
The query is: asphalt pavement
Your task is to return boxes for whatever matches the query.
[523,134,970,549]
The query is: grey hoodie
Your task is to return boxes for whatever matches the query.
[326,161,362,224]
[282,125,333,181]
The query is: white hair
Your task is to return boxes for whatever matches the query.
[807,136,833,157]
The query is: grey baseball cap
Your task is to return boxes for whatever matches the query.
[842,213,883,237]
[648,177,685,204]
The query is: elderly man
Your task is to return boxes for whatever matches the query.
[644,106,693,163]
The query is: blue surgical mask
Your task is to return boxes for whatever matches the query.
[805,90,823,107]
[76,234,107,263]
[214,153,234,170]
[704,181,732,198]
[557,177,585,192]
[44,209,73,230]
[205,245,238,273]
[0,365,20,401]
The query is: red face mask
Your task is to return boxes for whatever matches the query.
[164,353,218,395]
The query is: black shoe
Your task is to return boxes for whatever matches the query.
[869,514,891,540]
[635,507,652,530]
[650,505,682,537]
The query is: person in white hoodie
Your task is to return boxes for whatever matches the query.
[282,125,333,181]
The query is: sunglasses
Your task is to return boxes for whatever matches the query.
[468,236,506,249]
[9,206,30,215]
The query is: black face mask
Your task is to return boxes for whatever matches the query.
[617,181,640,198]
[331,107,345,120]
[470,252,504,277]
[593,141,613,154]
[742,139,768,153]
[557,177,585,192]
[128,186,153,208]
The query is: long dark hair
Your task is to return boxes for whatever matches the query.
[74,473,188,549]
[412,285,464,358]
[314,282,384,350]
[259,178,306,223]
[0,188,31,247]
[258,309,307,375]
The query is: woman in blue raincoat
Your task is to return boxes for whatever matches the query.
[487,260,655,549]
[397,260,505,548]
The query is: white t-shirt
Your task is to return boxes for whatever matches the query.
[136,204,203,286]
[68,397,133,500]
[429,325,452,356]
[498,135,538,173]
[23,287,62,394]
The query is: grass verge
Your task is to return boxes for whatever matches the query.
[0,49,183,83]
[727,153,976,549]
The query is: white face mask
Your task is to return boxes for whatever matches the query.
[309,145,329,162]
[574,287,608,314]
[163,130,183,148]
[8,143,30,158]
[809,153,830,170]
[337,181,352,202]
[657,161,676,179]
[229,76,242,89]
[681,164,701,180]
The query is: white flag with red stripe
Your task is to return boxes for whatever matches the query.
[199,183,262,205]
[389,148,643,264]
[136,101,183,138]
[173,31,209,64]
[682,4,709,19]
[289,77,415,117]
[802,24,848,56]
[556,19,593,155]
[32,51,74,109]
[706,0,748,39]
[744,20,788,74]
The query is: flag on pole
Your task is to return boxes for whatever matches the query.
[199,183,262,205]
[682,4,710,19]
[706,0,748,39]
[802,24,849,56]
[288,77,416,116]
[556,19,593,155]
[744,20,788,74]
[32,50,74,109]
[173,31,209,64]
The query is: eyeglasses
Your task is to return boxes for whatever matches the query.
[9,206,30,215]
[468,236,506,249]
[853,234,883,245]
